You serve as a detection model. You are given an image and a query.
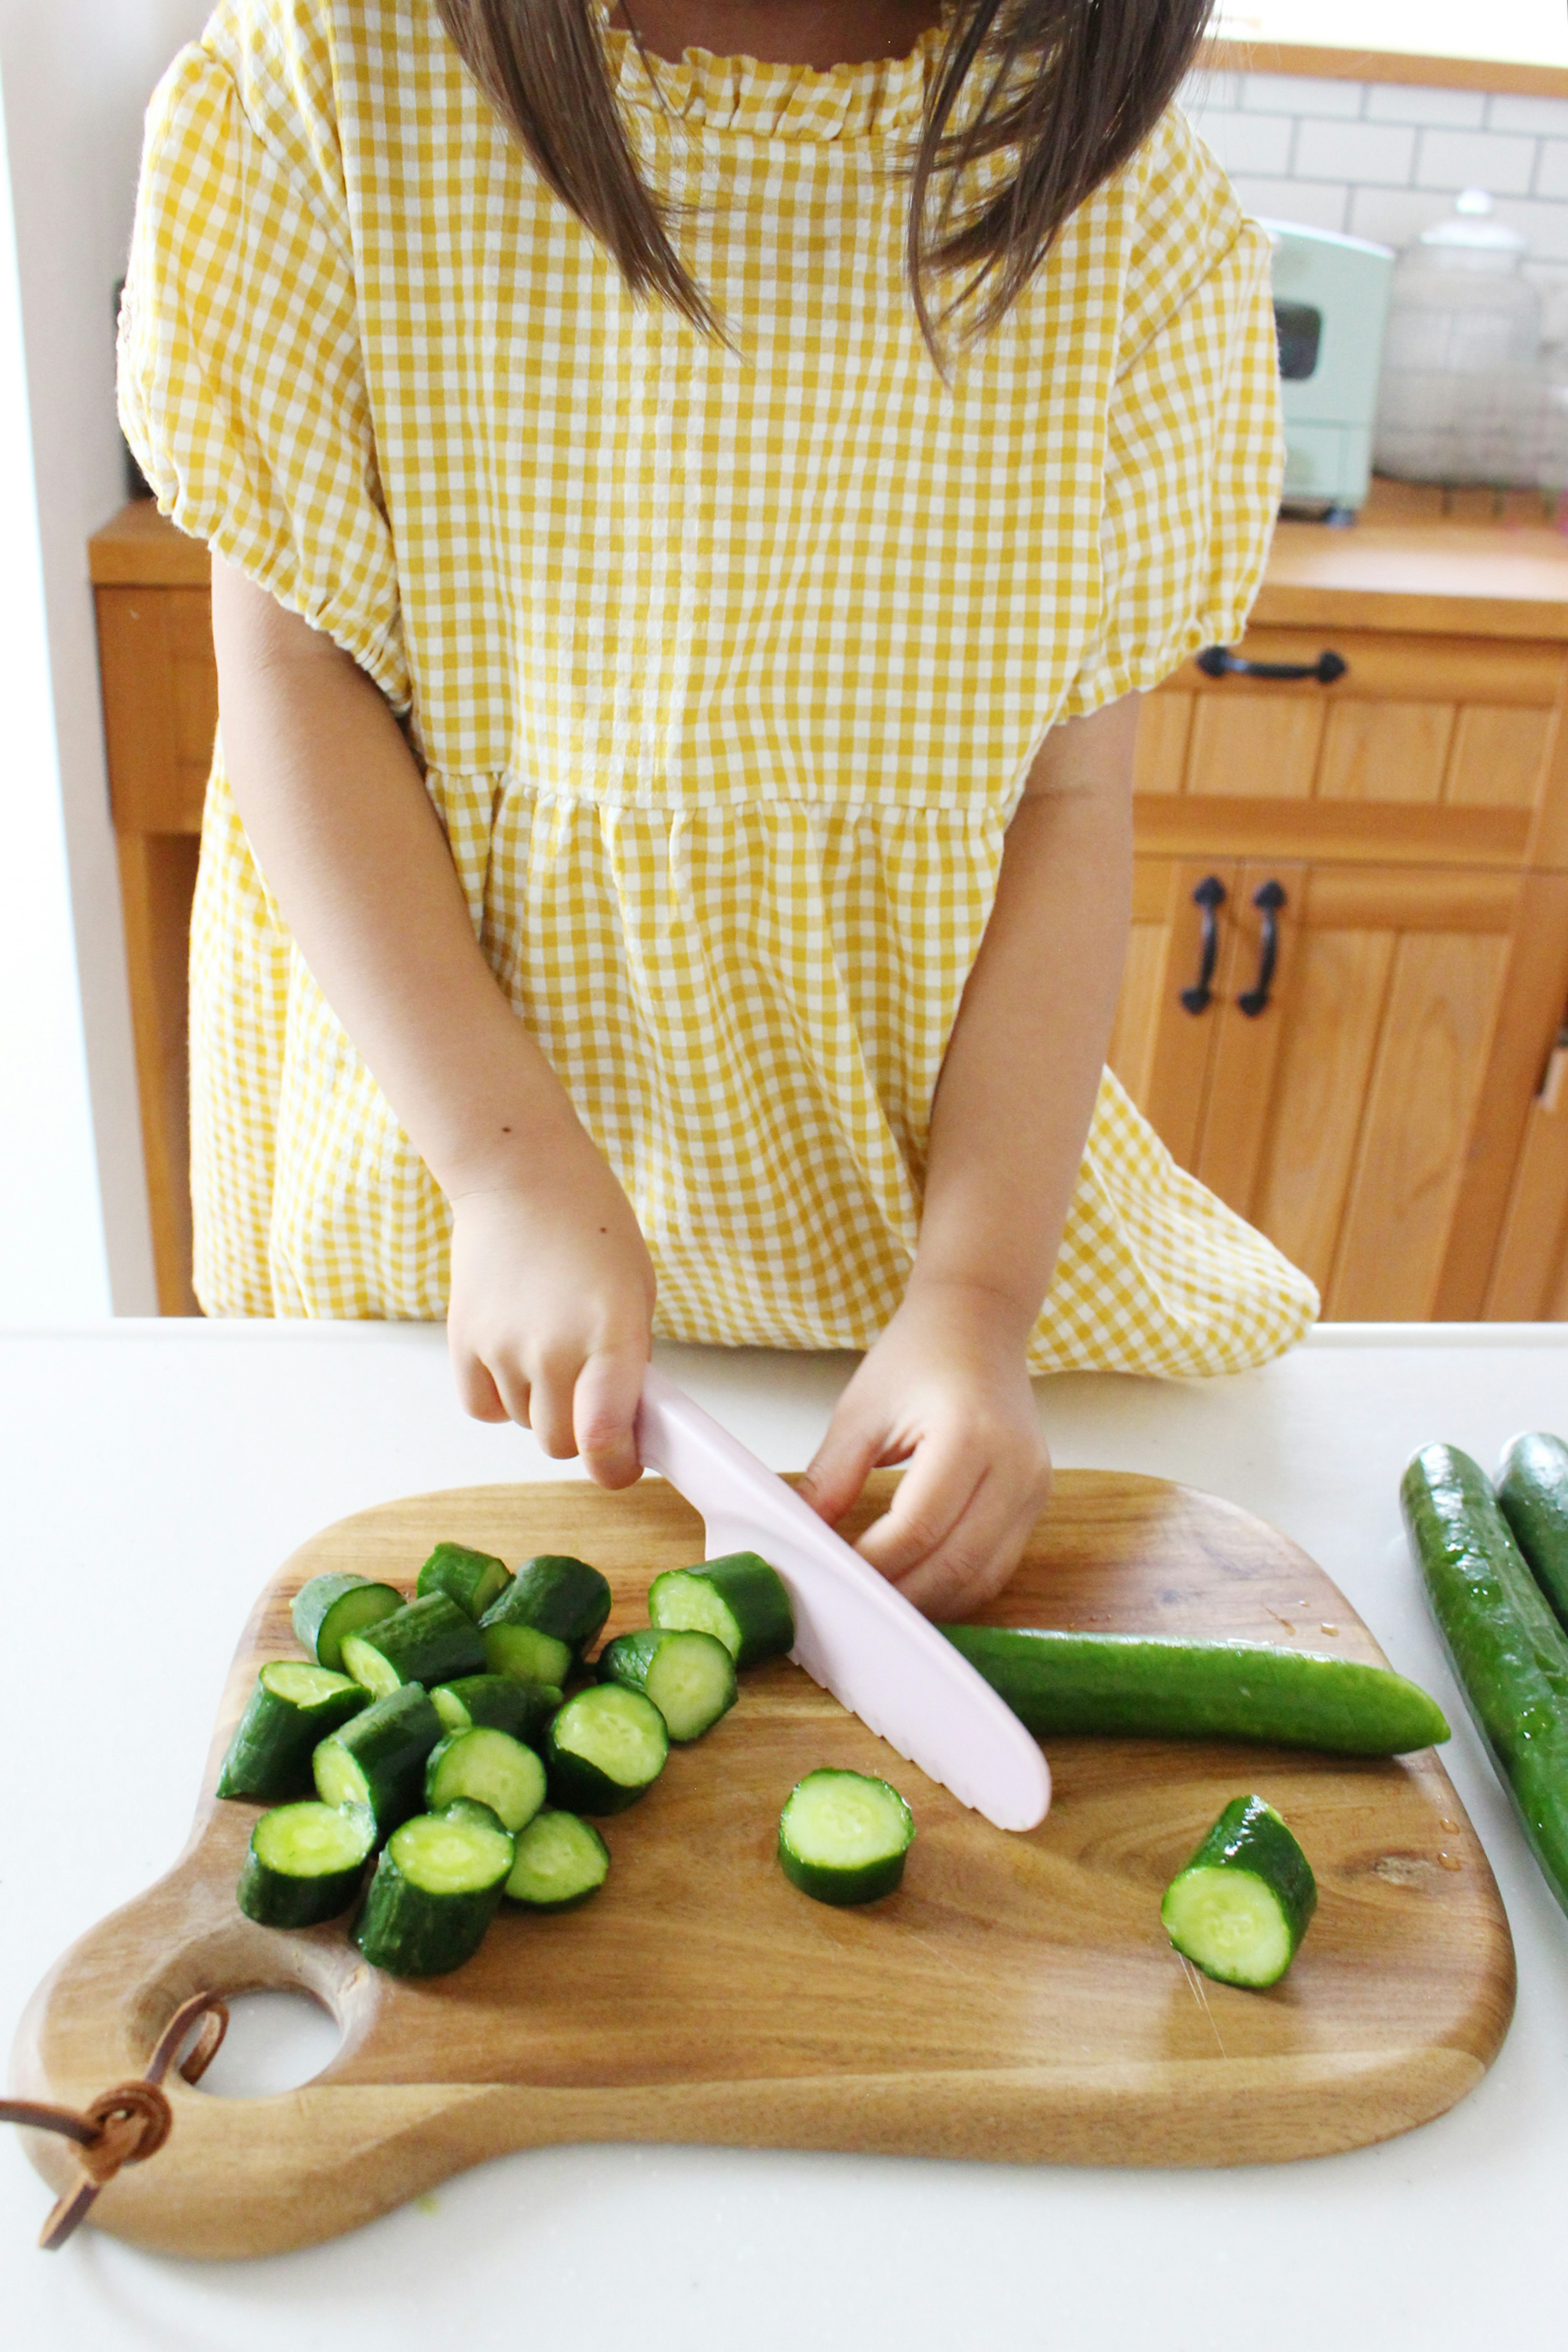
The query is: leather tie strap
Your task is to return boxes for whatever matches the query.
[0,1992,228,2250]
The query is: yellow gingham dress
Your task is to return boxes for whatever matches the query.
[119,0,1319,1373]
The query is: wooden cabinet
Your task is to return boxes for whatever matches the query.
[93,487,1568,1322]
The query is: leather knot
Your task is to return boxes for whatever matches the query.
[75,2082,172,2184]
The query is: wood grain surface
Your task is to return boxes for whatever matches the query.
[13,1471,1515,2257]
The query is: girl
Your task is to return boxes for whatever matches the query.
[118,0,1317,1616]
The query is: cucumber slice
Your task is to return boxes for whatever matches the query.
[352,1808,514,1977]
[237,1799,376,1928]
[1497,1431,1568,1632]
[1403,1440,1568,1917]
[430,1675,563,1745]
[598,1627,737,1742]
[648,1553,794,1668]
[313,1684,444,1838]
[778,1768,914,1906]
[481,1620,573,1689]
[217,1662,368,1802]
[341,1594,486,1697]
[504,1809,610,1910]
[1161,1795,1317,1987]
[942,1625,1450,1755]
[546,1684,668,1815]
[425,1727,547,1833]
[415,1541,513,1622]
[291,1573,403,1670]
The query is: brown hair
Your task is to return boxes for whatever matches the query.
[431,1,1216,368]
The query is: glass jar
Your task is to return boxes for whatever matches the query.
[1373,190,1544,485]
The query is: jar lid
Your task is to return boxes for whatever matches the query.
[1419,189,1528,269]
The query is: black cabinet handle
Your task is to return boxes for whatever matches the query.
[1180,876,1226,1014]
[1237,881,1286,1017]
[1196,644,1348,685]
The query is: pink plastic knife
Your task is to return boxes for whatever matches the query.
[635,1365,1051,1832]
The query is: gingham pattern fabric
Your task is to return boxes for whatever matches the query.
[119,0,1318,1371]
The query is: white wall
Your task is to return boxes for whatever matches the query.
[0,0,209,1319]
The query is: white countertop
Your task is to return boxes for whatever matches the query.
[3,1321,1568,2350]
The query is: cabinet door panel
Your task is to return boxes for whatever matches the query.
[1131,694,1191,796]
[1444,705,1555,808]
[1107,860,1237,1170]
[1185,695,1323,799]
[1317,700,1455,805]
[1192,863,1304,1220]
[1326,932,1511,1318]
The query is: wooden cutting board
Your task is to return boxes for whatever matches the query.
[13,1470,1514,2257]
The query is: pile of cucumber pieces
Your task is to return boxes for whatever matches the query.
[220,1542,804,1979]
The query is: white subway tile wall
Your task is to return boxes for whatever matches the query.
[1179,73,1568,341]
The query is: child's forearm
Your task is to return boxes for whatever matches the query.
[209,556,589,1203]
[912,695,1140,1333]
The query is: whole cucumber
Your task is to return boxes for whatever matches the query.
[1402,1440,1568,1917]
[1496,1431,1568,1633]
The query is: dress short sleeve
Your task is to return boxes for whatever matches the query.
[1058,113,1283,719]
[118,3,409,710]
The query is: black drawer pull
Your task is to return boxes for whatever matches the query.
[1196,644,1348,685]
[1180,876,1227,1014]
[1238,881,1286,1017]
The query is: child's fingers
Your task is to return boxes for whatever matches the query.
[889,1479,1041,1619]
[452,1349,510,1424]
[797,1398,889,1527]
[852,1436,985,1587]
[575,1345,647,1489]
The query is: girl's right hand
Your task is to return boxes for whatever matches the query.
[445,1150,655,1490]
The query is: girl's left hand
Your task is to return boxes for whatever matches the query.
[795,1281,1051,1618]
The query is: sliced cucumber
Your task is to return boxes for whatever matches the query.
[313,1683,444,1838]
[352,1807,514,1977]
[778,1768,914,1906]
[942,1624,1449,1755]
[237,1799,376,1928]
[430,1674,563,1746]
[503,1809,610,1910]
[479,1555,610,1683]
[598,1627,737,1742]
[1497,1431,1568,1632]
[481,1620,573,1689]
[340,1593,486,1697]
[415,1540,513,1622]
[217,1662,368,1802]
[648,1553,794,1668]
[291,1573,403,1670]
[1161,1795,1317,1987]
[425,1727,547,1834]
[547,1684,668,1814]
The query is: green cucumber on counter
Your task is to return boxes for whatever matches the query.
[430,1674,562,1746]
[1403,1440,1568,1917]
[425,1727,546,1833]
[313,1683,445,1838]
[1161,1795,1317,1988]
[940,1624,1449,1755]
[648,1552,794,1668]
[217,1662,368,1801]
[479,1554,612,1685]
[777,1768,914,1906]
[415,1540,513,1622]
[598,1627,737,1742]
[291,1572,403,1671]
[340,1593,486,1697]
[237,1799,377,1929]
[504,1808,611,1910]
[352,1807,514,1977]
[546,1684,668,1814]
[1497,1431,1568,1632]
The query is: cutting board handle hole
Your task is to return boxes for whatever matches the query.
[189,1990,342,2100]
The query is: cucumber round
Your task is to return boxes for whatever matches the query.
[415,1541,514,1623]
[352,1808,514,1977]
[313,1683,445,1839]
[1497,1431,1568,1632]
[291,1573,403,1670]
[481,1620,574,1689]
[217,1661,368,1802]
[940,1624,1449,1755]
[546,1684,668,1815]
[425,1727,547,1834]
[503,1809,611,1911]
[648,1553,794,1668]
[598,1627,737,1742]
[1403,1441,1568,1917]
[1160,1795,1317,1987]
[341,1593,486,1697]
[430,1675,563,1746]
[237,1799,376,1928]
[777,1768,914,1906]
